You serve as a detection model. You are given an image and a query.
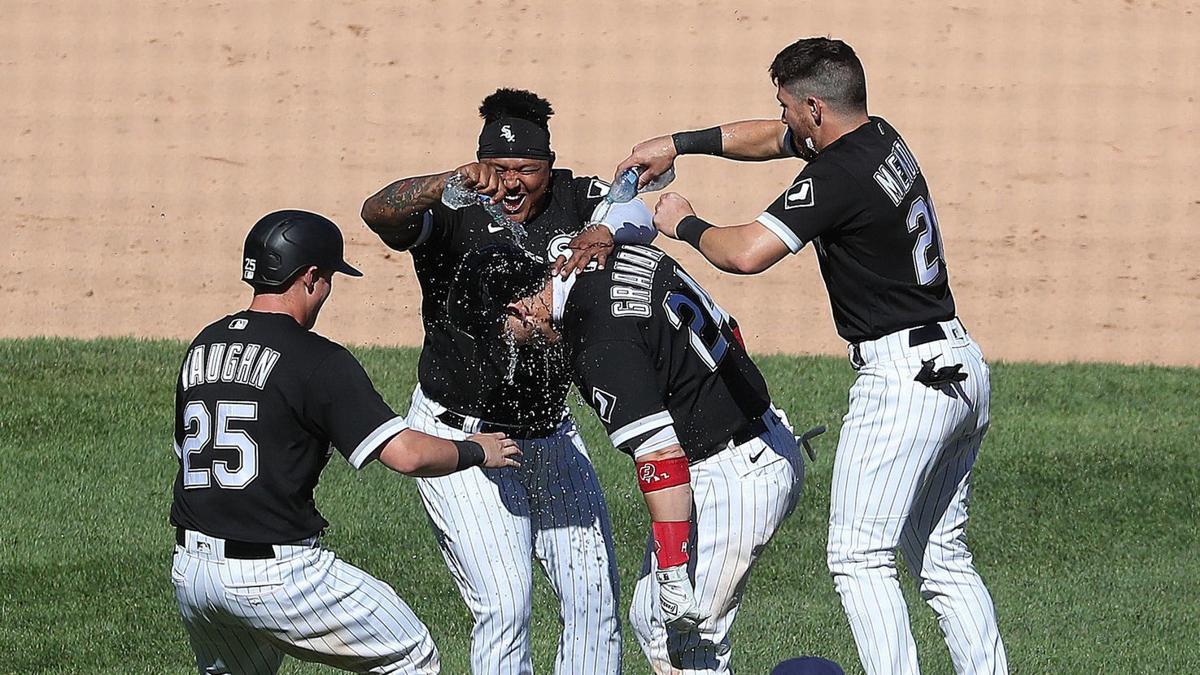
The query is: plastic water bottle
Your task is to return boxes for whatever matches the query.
[607,166,677,204]
[441,173,489,209]
[441,173,528,241]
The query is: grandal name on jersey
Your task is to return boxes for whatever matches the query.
[180,341,281,391]
[609,245,667,318]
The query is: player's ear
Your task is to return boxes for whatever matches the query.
[807,97,822,126]
[300,266,320,293]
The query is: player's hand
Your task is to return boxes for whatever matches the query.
[616,135,677,189]
[553,224,613,278]
[655,564,707,632]
[652,193,696,239]
[453,162,507,203]
[471,432,522,469]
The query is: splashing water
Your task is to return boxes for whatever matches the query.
[502,329,520,385]
[442,173,529,246]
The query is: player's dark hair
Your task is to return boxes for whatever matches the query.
[479,88,554,129]
[769,37,867,114]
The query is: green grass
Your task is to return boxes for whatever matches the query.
[1,338,1197,674]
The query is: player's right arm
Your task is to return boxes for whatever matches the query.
[615,120,792,188]
[378,429,520,477]
[360,162,506,250]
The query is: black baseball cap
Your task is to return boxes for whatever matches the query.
[241,209,362,287]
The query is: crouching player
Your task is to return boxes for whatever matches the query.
[446,242,808,673]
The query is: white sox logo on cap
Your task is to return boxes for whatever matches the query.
[500,125,516,142]
[784,178,814,209]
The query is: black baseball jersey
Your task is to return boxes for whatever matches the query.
[760,117,956,342]
[407,168,609,428]
[560,244,772,461]
[169,310,408,543]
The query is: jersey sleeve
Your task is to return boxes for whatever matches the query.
[756,161,858,254]
[304,349,408,469]
[574,340,678,459]
[572,175,611,218]
[597,199,657,245]
[408,201,459,251]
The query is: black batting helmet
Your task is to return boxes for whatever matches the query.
[446,243,549,339]
[241,209,362,288]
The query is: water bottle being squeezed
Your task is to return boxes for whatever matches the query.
[441,173,528,241]
[593,166,676,223]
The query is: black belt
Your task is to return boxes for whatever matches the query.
[175,527,275,560]
[697,414,771,462]
[731,415,770,446]
[907,322,948,347]
[435,410,560,440]
[851,321,958,368]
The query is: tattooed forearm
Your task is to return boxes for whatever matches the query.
[361,171,452,245]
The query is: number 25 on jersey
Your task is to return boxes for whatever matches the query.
[178,401,259,489]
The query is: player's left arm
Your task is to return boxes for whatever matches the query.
[653,161,856,275]
[652,192,792,275]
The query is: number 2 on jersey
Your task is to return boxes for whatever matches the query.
[180,401,259,489]
[664,268,731,371]
[907,195,945,286]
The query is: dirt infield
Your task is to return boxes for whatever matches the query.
[3,1,1197,365]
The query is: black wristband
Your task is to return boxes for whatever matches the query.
[672,127,723,156]
[453,439,486,471]
[676,215,713,250]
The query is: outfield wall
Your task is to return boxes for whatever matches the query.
[3,1,1197,365]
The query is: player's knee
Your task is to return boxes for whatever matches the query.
[476,591,532,635]
[377,635,440,674]
[826,541,897,580]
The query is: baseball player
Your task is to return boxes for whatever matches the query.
[169,209,520,674]
[617,37,1008,674]
[360,89,656,674]
[445,242,807,674]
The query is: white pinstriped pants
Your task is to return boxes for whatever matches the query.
[630,409,804,674]
[827,319,1007,675]
[406,387,622,675]
[171,530,439,674]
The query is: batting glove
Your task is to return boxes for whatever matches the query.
[656,564,707,632]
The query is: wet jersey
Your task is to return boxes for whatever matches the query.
[758,117,956,342]
[169,310,408,543]
[407,169,610,428]
[560,244,772,461]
